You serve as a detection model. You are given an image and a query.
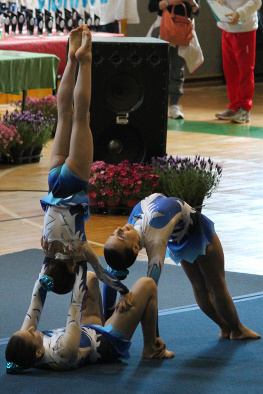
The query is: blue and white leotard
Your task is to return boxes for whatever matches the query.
[128,193,215,284]
[40,163,129,295]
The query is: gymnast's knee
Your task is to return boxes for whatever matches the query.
[134,277,157,296]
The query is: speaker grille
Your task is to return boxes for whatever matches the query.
[95,125,145,165]
[105,72,143,113]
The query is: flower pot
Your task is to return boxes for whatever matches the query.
[7,146,24,164]
[32,146,43,156]
[31,146,43,163]
[89,198,97,206]
[22,148,34,164]
[106,198,120,207]
[125,200,140,208]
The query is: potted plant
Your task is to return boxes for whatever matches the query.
[151,154,223,211]
[117,161,159,207]
[0,121,22,162]
[87,161,114,207]
[87,160,159,209]
[3,109,55,163]
[14,95,58,137]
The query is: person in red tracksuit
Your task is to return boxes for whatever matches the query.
[215,0,262,123]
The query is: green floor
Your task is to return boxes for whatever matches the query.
[168,119,263,139]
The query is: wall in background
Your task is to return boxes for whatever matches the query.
[127,1,223,79]
[127,1,263,81]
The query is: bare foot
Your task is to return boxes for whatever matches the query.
[219,327,231,339]
[230,325,261,340]
[68,25,83,60]
[142,338,174,359]
[142,347,175,359]
[75,25,92,63]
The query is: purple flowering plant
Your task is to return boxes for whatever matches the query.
[14,96,58,136]
[151,155,223,210]
[3,109,55,153]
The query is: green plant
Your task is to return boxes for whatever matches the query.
[14,96,58,136]
[3,110,54,155]
[151,155,223,210]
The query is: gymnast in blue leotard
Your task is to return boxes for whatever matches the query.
[35,25,131,301]
[103,193,260,340]
[5,262,174,373]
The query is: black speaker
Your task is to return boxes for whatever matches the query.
[90,37,169,164]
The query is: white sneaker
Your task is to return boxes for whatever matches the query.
[169,105,184,119]
[215,109,236,120]
[230,108,250,124]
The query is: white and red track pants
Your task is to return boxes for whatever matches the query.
[222,29,257,112]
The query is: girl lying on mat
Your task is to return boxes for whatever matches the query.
[5,263,174,374]
[37,25,131,307]
[103,193,261,340]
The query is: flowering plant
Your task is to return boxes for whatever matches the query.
[0,121,22,159]
[88,160,159,208]
[152,155,223,210]
[14,96,58,136]
[3,109,55,155]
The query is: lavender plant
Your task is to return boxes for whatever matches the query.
[14,96,58,136]
[152,155,223,210]
[4,110,55,153]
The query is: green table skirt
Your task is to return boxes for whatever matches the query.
[0,50,60,95]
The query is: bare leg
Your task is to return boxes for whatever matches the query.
[181,259,231,338]
[65,25,93,181]
[49,26,83,170]
[183,234,260,340]
[82,272,105,326]
[106,277,174,359]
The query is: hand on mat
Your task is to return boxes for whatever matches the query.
[41,236,55,258]
[116,292,133,313]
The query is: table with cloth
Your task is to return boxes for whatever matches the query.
[0,50,59,108]
[0,33,124,76]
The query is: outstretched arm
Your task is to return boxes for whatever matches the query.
[64,240,132,310]
[54,262,87,363]
[20,262,48,331]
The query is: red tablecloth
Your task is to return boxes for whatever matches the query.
[0,32,124,75]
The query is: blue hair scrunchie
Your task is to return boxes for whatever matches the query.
[111,268,129,280]
[39,275,54,291]
[6,362,24,374]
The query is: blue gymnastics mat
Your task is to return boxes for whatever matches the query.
[0,296,262,394]
[0,250,262,394]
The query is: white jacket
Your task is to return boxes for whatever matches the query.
[217,0,262,32]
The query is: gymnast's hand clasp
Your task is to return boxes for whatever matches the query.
[41,236,55,259]
[62,239,87,262]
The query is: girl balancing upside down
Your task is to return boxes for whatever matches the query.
[36,25,131,305]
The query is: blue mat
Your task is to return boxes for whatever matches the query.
[0,250,262,393]
[0,297,262,394]
[0,249,263,338]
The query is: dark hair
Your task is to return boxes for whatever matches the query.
[5,335,38,370]
[43,257,75,295]
[104,245,137,271]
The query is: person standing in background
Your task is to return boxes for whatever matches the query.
[148,0,200,119]
[215,0,262,124]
